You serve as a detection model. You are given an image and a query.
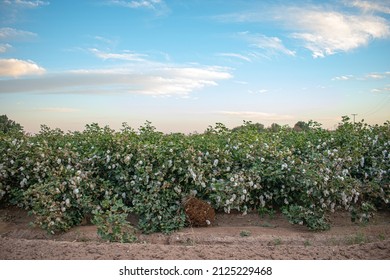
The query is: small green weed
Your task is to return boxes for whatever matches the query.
[345,232,368,245]
[273,238,282,245]
[240,230,251,237]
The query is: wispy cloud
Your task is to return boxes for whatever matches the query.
[218,111,294,121]
[249,34,296,57]
[332,75,354,81]
[371,86,390,93]
[0,27,37,41]
[217,52,252,62]
[345,0,390,14]
[248,89,268,94]
[0,58,45,77]
[36,107,80,113]
[0,43,12,53]
[0,64,232,96]
[239,32,296,57]
[107,0,169,15]
[3,0,49,8]
[89,48,147,62]
[332,71,390,81]
[365,73,388,79]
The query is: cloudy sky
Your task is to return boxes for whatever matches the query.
[0,0,389,133]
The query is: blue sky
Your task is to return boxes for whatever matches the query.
[0,0,389,133]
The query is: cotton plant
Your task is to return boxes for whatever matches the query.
[0,118,389,239]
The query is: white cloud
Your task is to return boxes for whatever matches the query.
[238,32,295,57]
[287,8,390,58]
[217,53,252,62]
[365,73,387,79]
[248,89,268,94]
[0,27,37,41]
[218,111,294,121]
[0,64,232,96]
[89,48,147,62]
[0,58,45,77]
[107,0,168,14]
[0,43,12,53]
[216,3,390,58]
[3,0,49,8]
[332,75,354,81]
[332,71,390,81]
[36,107,80,113]
[251,34,296,56]
[346,0,390,14]
[371,86,390,93]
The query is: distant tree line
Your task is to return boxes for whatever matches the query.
[231,120,311,133]
[0,115,316,136]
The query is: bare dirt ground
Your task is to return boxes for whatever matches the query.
[0,206,389,260]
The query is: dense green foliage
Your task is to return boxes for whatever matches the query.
[0,117,389,241]
[0,115,23,135]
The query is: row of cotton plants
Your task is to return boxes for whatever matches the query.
[0,118,389,241]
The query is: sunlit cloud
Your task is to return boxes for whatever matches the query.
[287,7,390,58]
[217,111,294,121]
[215,3,390,58]
[0,64,232,96]
[0,58,45,77]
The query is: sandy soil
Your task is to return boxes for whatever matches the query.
[0,206,389,260]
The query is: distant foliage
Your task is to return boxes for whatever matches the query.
[0,115,23,135]
[0,117,389,241]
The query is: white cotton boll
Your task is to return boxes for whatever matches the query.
[57,158,61,165]
[360,157,365,167]
[190,189,197,196]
